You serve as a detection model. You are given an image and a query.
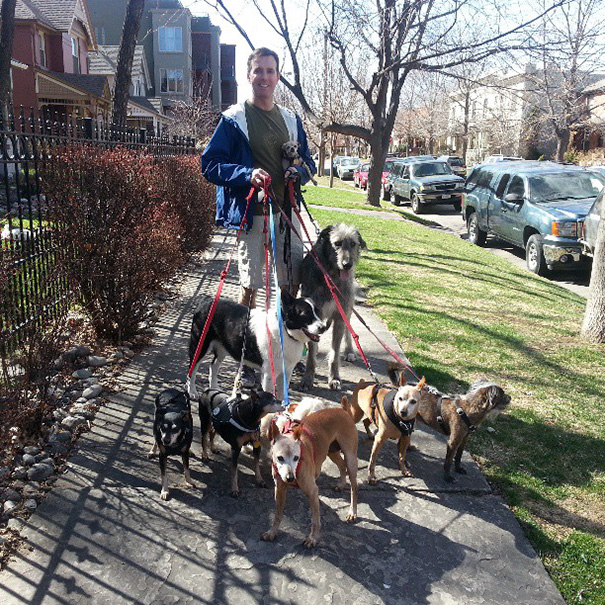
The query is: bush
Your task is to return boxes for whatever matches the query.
[563,149,580,165]
[155,155,215,253]
[41,145,185,342]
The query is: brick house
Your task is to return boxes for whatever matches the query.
[12,0,111,119]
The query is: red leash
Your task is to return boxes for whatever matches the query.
[187,189,255,380]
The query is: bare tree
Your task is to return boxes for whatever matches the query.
[0,0,18,118]
[206,0,561,206]
[113,0,145,129]
[165,87,219,143]
[526,0,605,161]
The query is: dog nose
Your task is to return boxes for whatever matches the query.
[286,472,295,482]
[342,262,352,270]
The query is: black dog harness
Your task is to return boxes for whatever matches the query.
[371,385,416,436]
[436,396,476,435]
[211,396,259,434]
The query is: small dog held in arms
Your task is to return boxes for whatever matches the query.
[299,224,367,391]
[262,400,358,548]
[349,375,425,484]
[198,388,284,497]
[281,140,317,185]
[187,291,326,400]
[149,388,195,500]
[387,364,511,482]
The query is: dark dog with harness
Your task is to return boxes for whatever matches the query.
[387,363,511,482]
[349,376,425,484]
[199,388,284,497]
[149,388,195,500]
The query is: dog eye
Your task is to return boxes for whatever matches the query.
[293,455,299,461]
[277,456,284,463]
[334,240,342,247]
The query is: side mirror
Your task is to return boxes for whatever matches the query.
[504,193,523,203]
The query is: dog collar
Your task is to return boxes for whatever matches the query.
[383,390,416,436]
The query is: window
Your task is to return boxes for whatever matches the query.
[159,26,183,52]
[160,68,184,93]
[71,37,80,74]
[38,32,46,67]
[496,174,511,198]
[507,175,525,198]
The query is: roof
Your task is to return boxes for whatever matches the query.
[48,71,108,98]
[130,97,161,115]
[89,45,146,78]
[583,77,605,95]
[473,161,591,175]
[15,0,95,44]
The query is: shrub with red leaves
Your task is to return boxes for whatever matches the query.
[41,145,185,342]
[154,155,215,253]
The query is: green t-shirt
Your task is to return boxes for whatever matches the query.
[245,100,289,214]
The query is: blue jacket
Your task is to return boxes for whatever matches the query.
[201,102,316,230]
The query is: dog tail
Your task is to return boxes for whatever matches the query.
[387,361,406,386]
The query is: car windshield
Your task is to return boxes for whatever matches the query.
[528,173,604,202]
[412,162,453,177]
[449,158,464,166]
[384,161,395,172]
[361,163,371,171]
[341,158,359,166]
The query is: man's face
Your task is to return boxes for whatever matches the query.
[248,55,280,102]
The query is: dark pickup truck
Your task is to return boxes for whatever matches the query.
[462,161,604,275]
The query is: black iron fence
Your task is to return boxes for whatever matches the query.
[0,105,196,355]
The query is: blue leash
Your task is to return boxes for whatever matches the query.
[268,204,290,409]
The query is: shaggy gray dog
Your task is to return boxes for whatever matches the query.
[299,223,366,391]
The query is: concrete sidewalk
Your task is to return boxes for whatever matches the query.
[0,228,564,604]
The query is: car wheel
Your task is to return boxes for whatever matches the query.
[526,234,548,276]
[354,179,359,188]
[411,193,424,214]
[467,212,487,246]
[381,185,391,201]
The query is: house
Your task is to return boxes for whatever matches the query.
[88,44,168,130]
[87,0,237,111]
[11,0,111,119]
[572,78,605,152]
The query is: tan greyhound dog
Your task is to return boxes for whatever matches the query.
[262,401,358,548]
[349,376,425,484]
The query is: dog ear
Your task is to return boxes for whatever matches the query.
[416,376,426,389]
[398,372,407,387]
[280,289,295,308]
[485,385,504,409]
[356,230,367,250]
[340,395,349,411]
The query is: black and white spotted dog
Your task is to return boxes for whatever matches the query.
[187,290,327,399]
[299,224,366,391]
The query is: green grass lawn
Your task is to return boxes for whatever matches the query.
[305,190,605,604]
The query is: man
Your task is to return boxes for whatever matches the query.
[202,48,316,306]
[202,47,316,385]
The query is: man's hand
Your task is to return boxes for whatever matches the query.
[251,168,271,189]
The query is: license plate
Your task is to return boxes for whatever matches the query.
[442,194,451,199]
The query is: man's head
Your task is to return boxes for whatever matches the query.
[247,48,280,107]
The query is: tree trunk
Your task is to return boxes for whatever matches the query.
[555,129,570,162]
[0,0,18,119]
[318,128,326,178]
[582,201,605,342]
[112,0,145,129]
[366,134,390,207]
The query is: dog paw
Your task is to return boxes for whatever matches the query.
[444,474,455,483]
[344,352,356,363]
[185,479,197,488]
[200,453,210,463]
[367,476,377,485]
[160,489,170,500]
[303,536,318,549]
[147,450,156,458]
[401,470,414,478]
[407,443,418,452]
[333,481,347,492]
[230,489,240,498]
[256,479,268,488]
[455,466,467,475]
[328,378,341,391]
[345,512,357,523]
[260,531,276,542]
[299,375,314,391]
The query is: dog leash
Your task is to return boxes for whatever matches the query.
[186,190,254,387]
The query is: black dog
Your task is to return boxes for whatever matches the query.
[199,388,284,497]
[149,388,195,500]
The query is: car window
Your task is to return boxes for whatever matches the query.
[341,158,358,166]
[384,161,395,172]
[496,174,511,198]
[507,175,525,198]
[402,166,410,178]
[528,173,603,202]
[476,169,494,189]
[449,158,464,166]
[361,163,370,171]
[413,162,453,177]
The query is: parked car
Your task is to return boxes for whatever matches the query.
[580,185,603,257]
[337,157,360,180]
[483,154,525,164]
[462,161,604,275]
[437,155,466,177]
[354,161,371,189]
[382,160,465,213]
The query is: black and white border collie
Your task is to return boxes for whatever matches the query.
[187,291,327,399]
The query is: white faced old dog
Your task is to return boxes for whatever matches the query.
[188,291,326,399]
[299,224,366,391]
